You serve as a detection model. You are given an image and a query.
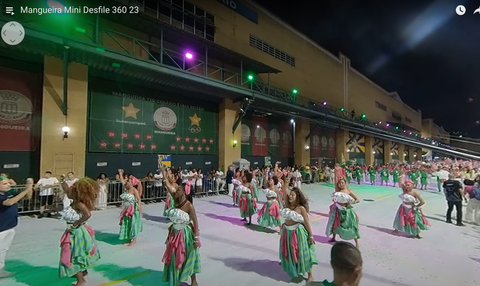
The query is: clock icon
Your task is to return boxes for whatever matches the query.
[456,5,466,16]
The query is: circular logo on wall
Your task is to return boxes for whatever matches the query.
[241,124,251,142]
[269,129,280,145]
[0,90,33,124]
[312,135,320,147]
[283,131,292,145]
[329,138,335,148]
[153,107,177,130]
[321,136,328,148]
[254,126,267,142]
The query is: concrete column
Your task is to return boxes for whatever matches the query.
[398,144,405,163]
[408,147,415,163]
[218,98,241,169]
[336,129,349,163]
[383,140,392,163]
[365,136,374,166]
[40,56,88,177]
[294,119,310,166]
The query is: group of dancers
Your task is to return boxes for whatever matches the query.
[0,161,432,286]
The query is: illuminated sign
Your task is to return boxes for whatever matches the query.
[218,0,258,24]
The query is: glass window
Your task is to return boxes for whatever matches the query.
[144,0,158,10]
[184,1,194,13]
[195,7,205,17]
[206,12,215,25]
[172,8,183,21]
[159,1,171,17]
[185,14,194,28]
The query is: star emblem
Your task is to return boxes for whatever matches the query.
[194,137,199,143]
[189,113,201,126]
[122,103,141,119]
[107,131,115,138]
[205,146,210,152]
[99,141,108,148]
[139,143,146,149]
[134,133,141,139]
[197,146,202,151]
[145,134,152,140]
[113,142,121,149]
[150,144,157,150]
[180,145,185,151]
[170,145,176,151]
[189,146,194,151]
[185,137,190,143]
[202,138,207,143]
[209,139,214,144]
[126,143,134,149]
[121,132,128,139]
[176,136,182,142]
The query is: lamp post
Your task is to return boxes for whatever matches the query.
[291,119,296,163]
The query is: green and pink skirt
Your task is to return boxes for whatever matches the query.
[119,203,143,241]
[393,204,430,236]
[239,193,257,218]
[59,224,100,278]
[257,200,282,227]
[162,223,201,286]
[325,203,360,240]
[279,223,318,278]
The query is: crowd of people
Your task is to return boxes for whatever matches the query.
[0,156,479,285]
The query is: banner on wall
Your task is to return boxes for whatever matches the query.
[309,126,336,158]
[390,142,399,156]
[346,132,365,154]
[88,89,217,154]
[157,155,171,169]
[264,156,271,166]
[241,116,293,157]
[373,138,384,158]
[0,67,37,151]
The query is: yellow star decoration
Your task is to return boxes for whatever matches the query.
[122,103,140,119]
[189,113,201,126]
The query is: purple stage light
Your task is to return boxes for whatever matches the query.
[322,101,327,105]
[185,52,193,59]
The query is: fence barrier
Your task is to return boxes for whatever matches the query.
[11,173,444,215]
[14,176,229,215]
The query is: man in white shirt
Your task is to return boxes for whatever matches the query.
[215,169,225,194]
[34,171,59,219]
[153,169,164,201]
[61,172,78,209]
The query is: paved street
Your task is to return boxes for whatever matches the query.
[3,183,480,286]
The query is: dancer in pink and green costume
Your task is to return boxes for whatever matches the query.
[119,179,143,246]
[279,175,317,281]
[162,171,201,286]
[325,178,360,248]
[238,172,257,224]
[392,180,430,238]
[59,178,101,286]
[257,176,282,230]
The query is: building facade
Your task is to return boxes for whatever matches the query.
[0,0,455,180]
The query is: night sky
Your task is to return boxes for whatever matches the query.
[255,0,480,137]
